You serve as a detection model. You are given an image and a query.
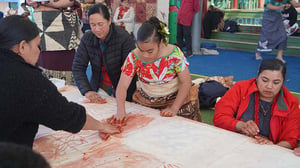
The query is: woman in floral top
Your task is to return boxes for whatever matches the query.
[111,17,201,125]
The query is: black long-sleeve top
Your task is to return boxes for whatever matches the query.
[0,48,86,148]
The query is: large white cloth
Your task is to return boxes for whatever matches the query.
[34,86,300,168]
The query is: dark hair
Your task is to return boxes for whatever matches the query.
[0,142,51,168]
[0,15,39,49]
[258,58,286,80]
[88,3,110,21]
[137,16,162,44]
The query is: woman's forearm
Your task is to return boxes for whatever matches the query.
[171,81,191,111]
[291,0,300,8]
[82,113,101,130]
[116,73,132,115]
[46,0,74,9]
[116,87,127,115]
[170,69,192,112]
[266,4,284,10]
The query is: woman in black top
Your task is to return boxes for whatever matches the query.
[0,15,119,148]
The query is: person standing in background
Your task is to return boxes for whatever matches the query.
[18,3,30,18]
[80,0,95,33]
[255,0,300,63]
[26,0,82,85]
[176,0,200,57]
[113,0,135,37]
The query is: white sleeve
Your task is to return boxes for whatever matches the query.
[113,7,120,23]
[118,7,134,23]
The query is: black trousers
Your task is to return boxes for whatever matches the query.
[176,23,192,55]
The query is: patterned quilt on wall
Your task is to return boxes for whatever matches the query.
[33,10,82,51]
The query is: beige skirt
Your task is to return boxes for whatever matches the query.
[132,79,201,122]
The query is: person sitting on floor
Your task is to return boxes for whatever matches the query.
[0,15,120,148]
[110,16,201,126]
[282,1,299,36]
[213,58,300,149]
[203,5,225,39]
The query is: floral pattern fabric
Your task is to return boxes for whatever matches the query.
[121,46,189,84]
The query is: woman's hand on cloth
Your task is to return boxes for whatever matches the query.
[84,91,107,104]
[98,121,121,134]
[160,107,177,117]
[294,147,300,156]
[254,135,273,145]
[235,120,259,137]
[107,112,128,127]
[97,121,121,141]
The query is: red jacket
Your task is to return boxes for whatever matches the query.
[213,78,300,148]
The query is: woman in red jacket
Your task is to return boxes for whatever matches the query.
[213,58,300,150]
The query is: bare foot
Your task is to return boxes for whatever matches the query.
[255,53,263,60]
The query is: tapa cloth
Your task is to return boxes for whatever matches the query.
[33,10,82,51]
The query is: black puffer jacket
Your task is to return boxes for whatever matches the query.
[72,23,136,101]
